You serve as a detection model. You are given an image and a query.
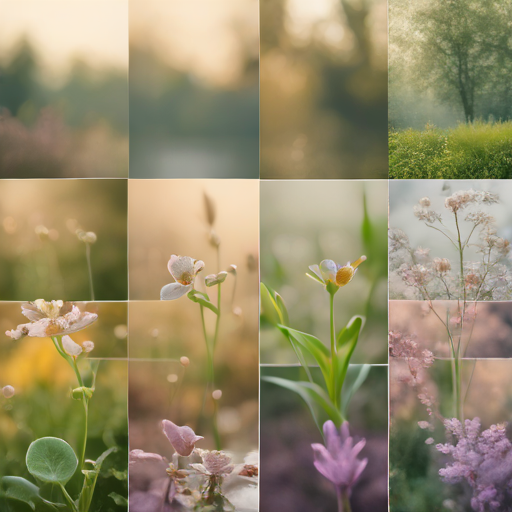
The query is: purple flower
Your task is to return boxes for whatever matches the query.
[312,421,368,494]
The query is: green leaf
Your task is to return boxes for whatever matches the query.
[277,325,331,392]
[260,283,288,326]
[341,365,371,417]
[1,477,39,510]
[187,290,219,315]
[108,493,128,506]
[71,387,94,400]
[262,376,343,430]
[335,316,365,399]
[26,438,78,485]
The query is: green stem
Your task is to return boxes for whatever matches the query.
[72,359,89,470]
[59,483,78,512]
[330,292,338,409]
[212,396,222,451]
[337,487,351,512]
[85,243,95,302]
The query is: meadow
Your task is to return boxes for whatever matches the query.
[389,122,512,179]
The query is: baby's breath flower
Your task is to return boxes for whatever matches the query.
[433,258,451,273]
[77,231,97,244]
[161,255,205,301]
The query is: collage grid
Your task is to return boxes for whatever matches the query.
[1,1,512,512]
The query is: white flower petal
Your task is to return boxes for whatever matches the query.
[160,283,192,301]
[62,335,83,357]
[168,256,195,283]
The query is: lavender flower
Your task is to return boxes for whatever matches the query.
[312,421,367,511]
[436,417,512,512]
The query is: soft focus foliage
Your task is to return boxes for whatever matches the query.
[260,0,388,178]
[390,122,512,179]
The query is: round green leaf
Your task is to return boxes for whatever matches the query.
[26,438,78,485]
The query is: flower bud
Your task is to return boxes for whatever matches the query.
[419,197,431,207]
[62,335,82,357]
[205,271,228,287]
[162,419,203,456]
[434,258,451,273]
[82,341,94,353]
[180,356,190,367]
[77,230,97,244]
[228,264,237,275]
[212,389,222,400]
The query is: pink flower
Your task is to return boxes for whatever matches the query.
[311,421,367,493]
[162,419,203,456]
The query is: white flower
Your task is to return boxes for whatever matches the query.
[82,341,95,353]
[5,300,98,340]
[62,335,82,357]
[191,449,234,476]
[160,255,205,300]
[162,419,203,456]
[307,256,366,291]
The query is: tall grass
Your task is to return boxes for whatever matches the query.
[389,121,512,179]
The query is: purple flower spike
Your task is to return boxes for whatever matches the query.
[312,421,368,496]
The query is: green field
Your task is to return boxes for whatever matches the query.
[389,122,512,179]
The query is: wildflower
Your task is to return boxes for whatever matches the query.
[413,204,441,223]
[2,385,15,398]
[5,300,97,341]
[162,419,203,457]
[419,197,431,207]
[311,421,367,498]
[205,271,228,287]
[191,449,234,477]
[307,256,366,294]
[62,335,83,357]
[414,247,431,262]
[433,258,451,273]
[444,190,499,213]
[129,449,165,465]
[160,255,205,300]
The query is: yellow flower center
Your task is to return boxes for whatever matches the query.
[177,271,194,285]
[336,267,355,287]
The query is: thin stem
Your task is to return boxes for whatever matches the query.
[85,244,95,302]
[337,487,351,512]
[212,397,222,451]
[59,483,78,512]
[330,292,337,408]
[72,359,88,470]
[425,224,458,250]
[212,284,222,352]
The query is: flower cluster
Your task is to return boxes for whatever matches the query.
[389,331,435,381]
[436,418,512,512]
[389,189,512,301]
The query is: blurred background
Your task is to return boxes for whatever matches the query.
[260,365,388,512]
[260,0,388,179]
[0,180,128,301]
[390,359,512,512]
[0,0,128,178]
[128,180,259,300]
[0,301,128,510]
[129,0,259,178]
[389,180,512,299]
[260,180,388,364]
[391,301,512,358]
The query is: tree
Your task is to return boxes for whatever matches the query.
[405,0,512,123]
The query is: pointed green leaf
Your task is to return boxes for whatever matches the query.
[260,283,288,326]
[336,316,365,399]
[263,376,343,430]
[341,365,371,417]
[26,438,78,485]
[108,493,128,506]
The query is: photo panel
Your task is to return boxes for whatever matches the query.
[129,0,259,178]
[260,365,388,512]
[389,357,512,511]
[389,180,512,301]
[127,179,259,511]
[260,0,388,179]
[389,0,512,179]
[0,0,129,178]
[0,300,128,510]
[0,179,128,301]
[260,180,388,365]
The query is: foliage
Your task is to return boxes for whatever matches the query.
[389,122,512,179]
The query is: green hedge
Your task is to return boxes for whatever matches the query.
[389,121,512,179]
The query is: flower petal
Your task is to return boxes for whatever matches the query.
[160,283,191,301]
[168,256,195,283]
[62,335,83,357]
[162,419,203,456]
[307,265,325,284]
[319,260,337,282]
